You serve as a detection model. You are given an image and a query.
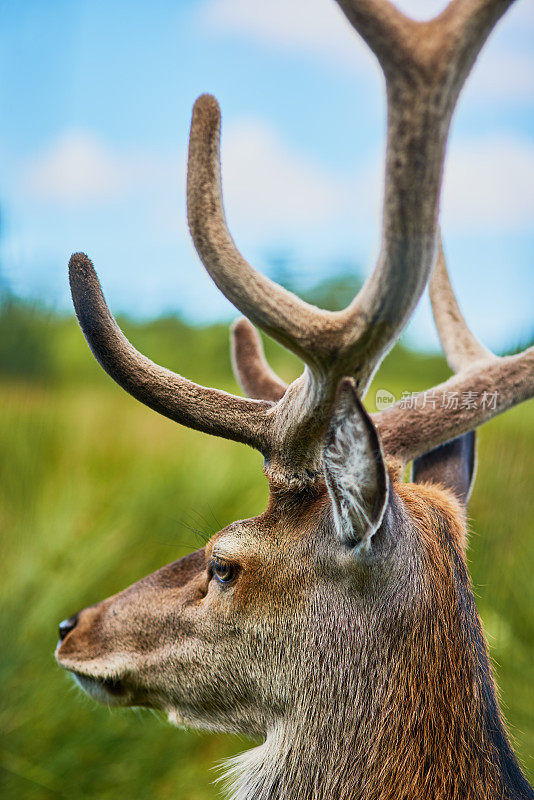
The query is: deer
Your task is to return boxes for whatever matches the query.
[55,1,534,798]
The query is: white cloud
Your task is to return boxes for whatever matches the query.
[16,121,534,244]
[19,131,179,206]
[220,119,345,233]
[466,44,534,102]
[443,135,534,230]
[18,119,347,234]
[199,0,534,100]
[209,122,534,239]
[199,0,375,73]
[20,132,126,204]
[222,127,534,238]
[336,133,534,235]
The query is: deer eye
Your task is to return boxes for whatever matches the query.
[210,558,237,585]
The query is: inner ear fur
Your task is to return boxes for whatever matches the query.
[323,378,389,551]
[412,431,477,507]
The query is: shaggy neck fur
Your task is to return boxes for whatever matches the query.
[221,487,532,800]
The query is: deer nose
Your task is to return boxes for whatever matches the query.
[58,615,79,641]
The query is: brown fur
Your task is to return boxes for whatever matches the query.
[57,472,531,799]
[366,481,499,799]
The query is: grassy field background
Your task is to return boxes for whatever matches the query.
[1,303,533,799]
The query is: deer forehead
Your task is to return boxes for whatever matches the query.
[209,501,333,555]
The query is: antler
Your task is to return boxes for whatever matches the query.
[230,318,286,402]
[68,254,272,451]
[189,1,515,390]
[375,241,534,463]
[429,236,496,372]
[70,0,521,487]
[188,83,433,393]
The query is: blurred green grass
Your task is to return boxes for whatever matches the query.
[1,305,532,799]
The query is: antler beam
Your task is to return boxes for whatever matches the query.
[187,95,330,371]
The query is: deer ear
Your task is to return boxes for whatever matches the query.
[324,378,389,550]
[412,431,477,507]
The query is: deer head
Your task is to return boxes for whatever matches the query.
[55,1,534,799]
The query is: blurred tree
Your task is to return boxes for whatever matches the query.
[0,204,60,381]
[303,266,362,311]
[0,297,57,380]
[0,204,11,300]
[264,250,363,312]
[503,333,534,357]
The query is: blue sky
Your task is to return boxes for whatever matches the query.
[0,0,533,353]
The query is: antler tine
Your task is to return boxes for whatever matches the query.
[68,253,273,450]
[430,235,496,372]
[337,0,515,80]
[187,95,333,372]
[327,0,517,388]
[376,349,534,465]
[436,0,518,89]
[231,318,287,402]
[375,238,533,465]
[334,0,415,75]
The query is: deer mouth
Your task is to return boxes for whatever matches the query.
[68,669,130,705]
[79,673,124,695]
[56,646,129,705]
